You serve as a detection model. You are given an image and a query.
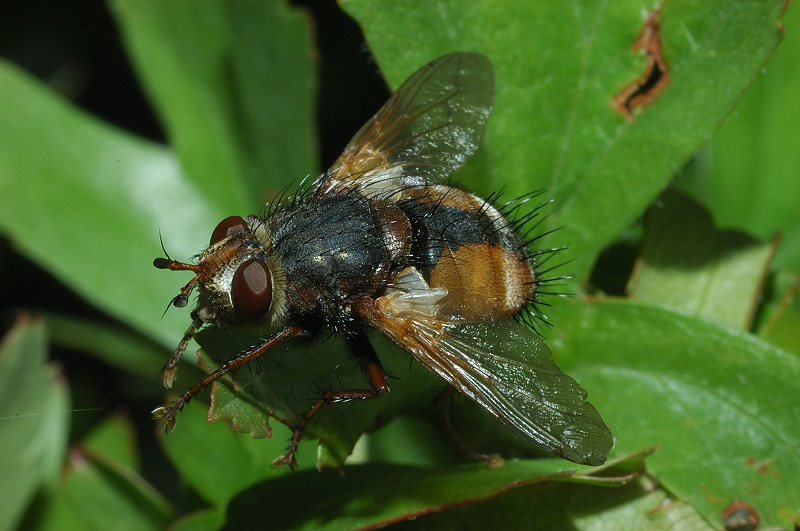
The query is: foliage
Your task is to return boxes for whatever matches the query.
[0,0,798,529]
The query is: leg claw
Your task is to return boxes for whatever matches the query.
[271,432,302,470]
[151,404,179,433]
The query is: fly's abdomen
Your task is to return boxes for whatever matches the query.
[399,185,535,315]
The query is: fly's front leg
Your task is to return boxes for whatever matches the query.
[162,313,202,389]
[152,325,303,432]
[272,328,389,470]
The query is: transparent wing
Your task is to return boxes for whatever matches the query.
[362,284,613,466]
[316,52,494,196]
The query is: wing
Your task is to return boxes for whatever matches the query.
[315,52,494,197]
[358,270,613,466]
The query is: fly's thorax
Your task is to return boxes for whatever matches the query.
[261,195,400,307]
[192,216,287,328]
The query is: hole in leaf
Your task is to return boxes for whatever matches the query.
[612,7,670,120]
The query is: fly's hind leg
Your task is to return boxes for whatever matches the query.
[435,386,505,467]
[272,329,389,469]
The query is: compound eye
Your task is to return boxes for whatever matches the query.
[210,216,248,245]
[231,258,272,319]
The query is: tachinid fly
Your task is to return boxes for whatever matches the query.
[153,52,613,468]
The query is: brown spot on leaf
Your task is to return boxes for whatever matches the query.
[612,7,670,120]
[722,500,759,531]
[744,456,774,475]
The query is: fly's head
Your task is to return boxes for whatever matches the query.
[154,215,287,387]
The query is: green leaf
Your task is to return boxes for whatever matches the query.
[46,314,175,380]
[224,458,636,530]
[0,317,70,531]
[61,446,174,530]
[360,415,454,467]
[757,272,800,356]
[29,490,86,531]
[50,409,175,530]
[82,412,140,472]
[0,60,224,349]
[342,0,787,282]
[628,189,774,329]
[388,476,713,530]
[171,508,225,531]
[159,387,316,505]
[552,298,800,528]
[110,0,317,213]
[675,3,800,271]
[223,0,319,196]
